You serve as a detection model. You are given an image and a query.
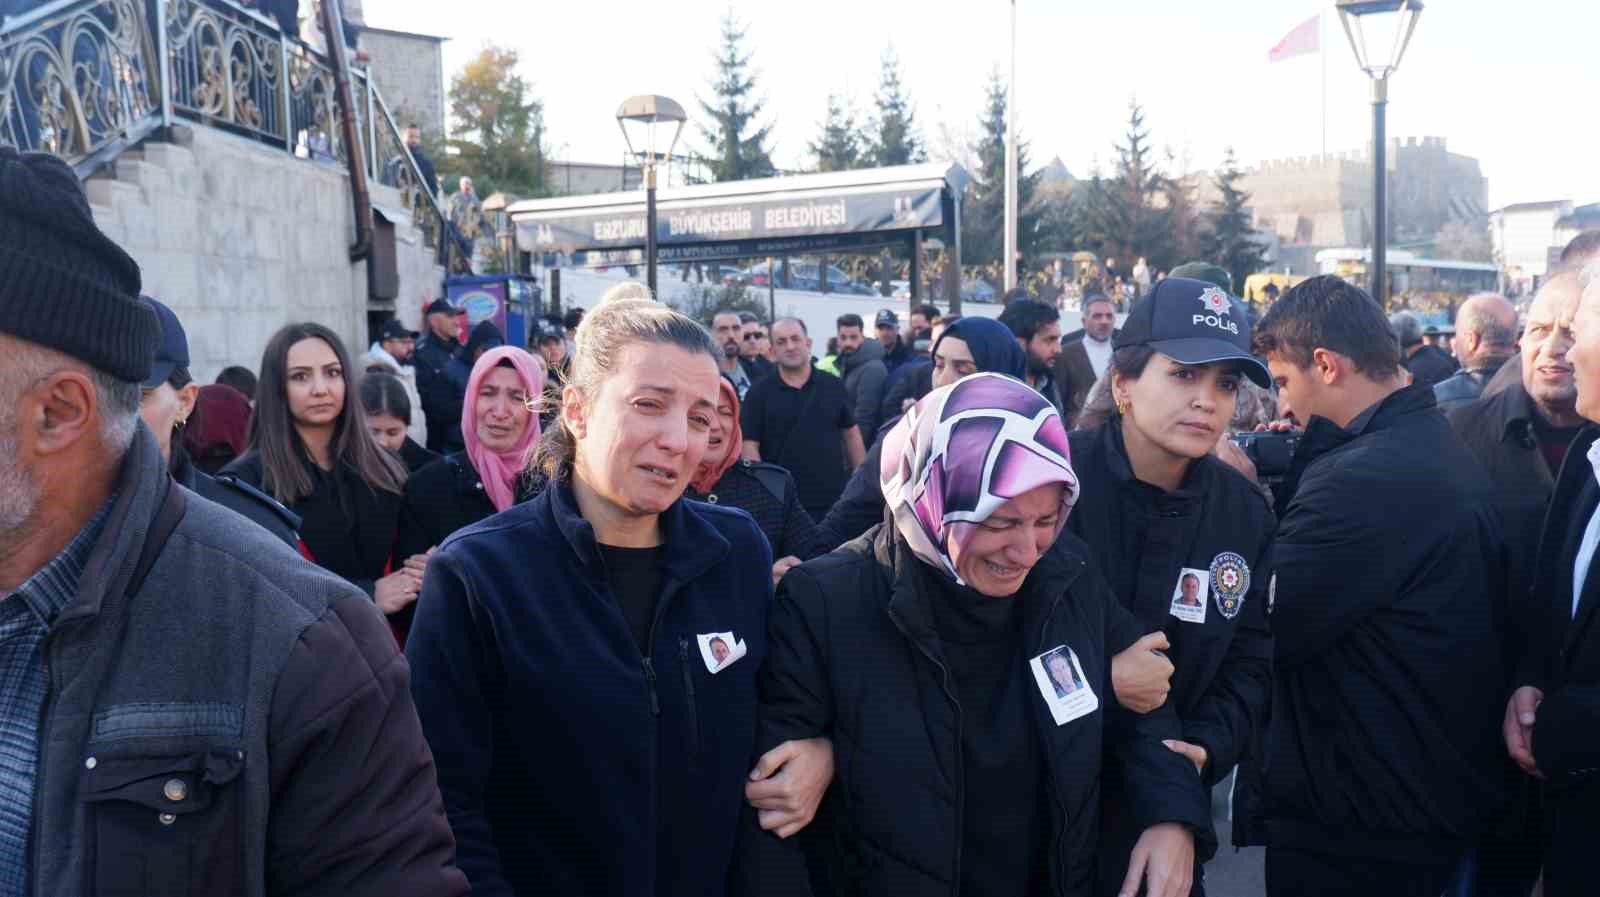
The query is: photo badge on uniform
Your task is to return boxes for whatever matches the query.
[1029,645,1098,726]
[697,631,747,674]
[1209,552,1251,620]
[1168,568,1210,624]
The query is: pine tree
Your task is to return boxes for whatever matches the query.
[961,71,1041,276]
[696,14,775,182]
[1201,148,1268,293]
[1080,100,1178,272]
[810,93,862,172]
[867,47,925,167]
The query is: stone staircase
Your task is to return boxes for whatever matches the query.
[82,124,444,383]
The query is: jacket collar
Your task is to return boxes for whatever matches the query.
[874,520,1085,664]
[1489,380,1544,444]
[1302,382,1432,450]
[544,476,729,584]
[1097,418,1208,500]
[59,424,168,628]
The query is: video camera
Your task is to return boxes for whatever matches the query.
[1231,430,1300,481]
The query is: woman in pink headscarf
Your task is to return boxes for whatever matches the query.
[392,345,546,642]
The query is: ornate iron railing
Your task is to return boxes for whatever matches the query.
[0,0,161,169]
[0,0,466,271]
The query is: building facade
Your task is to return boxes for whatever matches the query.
[356,26,448,142]
[1196,137,1488,273]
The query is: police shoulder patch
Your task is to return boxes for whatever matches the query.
[1209,551,1250,620]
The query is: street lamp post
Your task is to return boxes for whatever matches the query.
[1335,0,1423,306]
[616,95,688,297]
[1003,0,1018,294]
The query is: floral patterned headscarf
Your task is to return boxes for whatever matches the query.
[879,373,1079,586]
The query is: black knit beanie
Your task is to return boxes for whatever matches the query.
[0,147,159,382]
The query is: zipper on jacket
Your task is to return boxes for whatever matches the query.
[886,609,966,896]
[641,657,661,715]
[1034,584,1075,896]
[638,577,687,719]
[678,638,701,761]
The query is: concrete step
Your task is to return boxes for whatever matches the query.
[115,158,173,197]
[84,177,141,209]
[141,141,196,172]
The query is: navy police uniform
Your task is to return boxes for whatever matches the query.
[1066,278,1277,897]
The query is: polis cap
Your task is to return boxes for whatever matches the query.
[1114,277,1271,388]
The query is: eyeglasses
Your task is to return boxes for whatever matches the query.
[743,332,768,342]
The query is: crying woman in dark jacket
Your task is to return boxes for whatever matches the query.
[406,290,835,897]
[738,374,1213,897]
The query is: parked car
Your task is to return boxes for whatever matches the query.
[744,259,874,294]
[962,278,999,303]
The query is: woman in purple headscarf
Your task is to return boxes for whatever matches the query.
[738,373,1214,897]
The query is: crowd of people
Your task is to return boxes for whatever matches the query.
[7,142,1600,897]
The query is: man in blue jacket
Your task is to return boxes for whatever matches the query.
[1242,276,1509,897]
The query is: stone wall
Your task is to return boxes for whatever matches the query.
[1195,136,1487,252]
[359,28,446,143]
[86,125,443,383]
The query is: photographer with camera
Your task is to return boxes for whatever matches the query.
[1238,276,1510,897]
[1069,277,1276,897]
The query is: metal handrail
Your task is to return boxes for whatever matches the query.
[364,78,466,272]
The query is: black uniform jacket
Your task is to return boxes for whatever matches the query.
[735,523,1215,897]
[1068,422,1274,785]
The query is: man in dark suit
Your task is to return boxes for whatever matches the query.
[1055,294,1118,427]
[1506,260,1600,897]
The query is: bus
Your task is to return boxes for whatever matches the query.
[1315,249,1499,310]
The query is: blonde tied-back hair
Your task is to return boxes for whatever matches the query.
[534,283,720,480]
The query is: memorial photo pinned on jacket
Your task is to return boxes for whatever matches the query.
[697,631,747,673]
[1169,569,1209,624]
[1030,645,1098,725]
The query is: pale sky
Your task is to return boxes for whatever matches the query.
[366,0,1597,211]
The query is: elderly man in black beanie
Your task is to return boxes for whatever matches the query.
[0,148,466,897]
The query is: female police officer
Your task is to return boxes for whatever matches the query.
[1069,277,1276,897]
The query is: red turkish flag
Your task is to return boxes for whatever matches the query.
[1268,15,1320,62]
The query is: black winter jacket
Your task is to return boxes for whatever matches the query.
[222,452,402,597]
[1238,385,1509,860]
[172,450,299,547]
[392,452,539,642]
[394,452,538,561]
[735,526,1215,897]
[1520,426,1600,894]
[817,419,897,547]
[688,460,833,561]
[1403,344,1458,391]
[407,480,774,897]
[1446,381,1570,635]
[879,360,932,423]
[414,334,467,453]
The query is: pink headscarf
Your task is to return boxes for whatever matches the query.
[462,346,547,512]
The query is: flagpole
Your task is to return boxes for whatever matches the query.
[1320,11,1327,161]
